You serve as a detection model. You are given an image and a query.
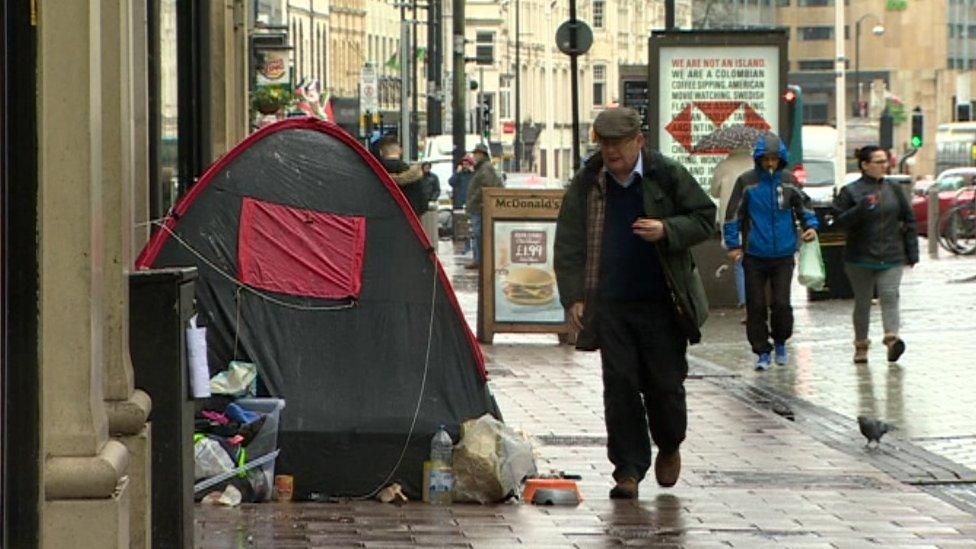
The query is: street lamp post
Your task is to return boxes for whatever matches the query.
[854,14,885,118]
[514,0,521,171]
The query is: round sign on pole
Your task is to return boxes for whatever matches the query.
[555,20,593,57]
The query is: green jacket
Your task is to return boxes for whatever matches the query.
[554,149,716,345]
[465,158,502,214]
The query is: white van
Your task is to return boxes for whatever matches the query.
[422,133,490,162]
[799,125,839,206]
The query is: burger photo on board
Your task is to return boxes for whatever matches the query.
[503,267,556,306]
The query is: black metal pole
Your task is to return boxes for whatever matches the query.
[665,0,675,30]
[514,0,521,171]
[854,20,861,117]
[569,0,580,171]
[452,0,465,167]
[427,0,443,135]
[411,0,419,159]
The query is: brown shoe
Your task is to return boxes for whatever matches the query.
[609,477,639,499]
[853,340,870,364]
[654,450,681,488]
[883,334,905,363]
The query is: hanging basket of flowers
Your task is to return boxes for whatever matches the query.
[252,86,294,115]
[885,97,906,125]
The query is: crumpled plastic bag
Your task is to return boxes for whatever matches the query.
[209,360,257,397]
[452,414,537,503]
[194,436,234,480]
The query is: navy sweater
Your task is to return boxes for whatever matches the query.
[599,178,669,302]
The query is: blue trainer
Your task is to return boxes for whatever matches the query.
[755,353,772,371]
[774,343,788,365]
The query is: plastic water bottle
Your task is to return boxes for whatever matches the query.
[428,425,454,505]
[430,425,454,466]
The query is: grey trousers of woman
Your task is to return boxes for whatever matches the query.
[843,263,904,341]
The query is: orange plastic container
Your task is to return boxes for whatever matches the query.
[522,478,583,505]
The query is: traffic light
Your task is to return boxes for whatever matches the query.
[784,85,803,167]
[910,107,924,148]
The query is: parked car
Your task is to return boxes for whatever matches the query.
[911,168,976,236]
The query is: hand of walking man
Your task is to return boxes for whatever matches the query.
[801,228,817,242]
[727,249,743,263]
[632,218,667,242]
[569,302,585,331]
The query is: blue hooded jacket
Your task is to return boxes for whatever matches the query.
[723,133,819,259]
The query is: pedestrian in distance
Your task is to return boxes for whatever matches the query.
[449,155,475,210]
[554,107,715,499]
[724,132,819,371]
[831,145,918,364]
[376,135,427,217]
[464,143,502,270]
[450,156,476,254]
[420,161,441,212]
[709,145,754,311]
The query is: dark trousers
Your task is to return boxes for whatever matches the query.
[743,255,795,354]
[597,300,688,482]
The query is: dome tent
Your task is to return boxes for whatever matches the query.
[137,118,499,499]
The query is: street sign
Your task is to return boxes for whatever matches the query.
[360,65,378,113]
[555,20,593,57]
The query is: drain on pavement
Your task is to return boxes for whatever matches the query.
[535,434,607,447]
[697,470,890,490]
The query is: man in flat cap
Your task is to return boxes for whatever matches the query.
[465,142,502,269]
[554,107,715,498]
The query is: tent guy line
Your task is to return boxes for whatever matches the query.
[150,220,358,312]
[351,257,440,502]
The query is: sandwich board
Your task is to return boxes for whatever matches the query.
[478,188,570,344]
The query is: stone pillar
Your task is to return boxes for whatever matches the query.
[99,1,153,546]
[39,0,130,544]
[129,0,151,255]
[208,1,249,162]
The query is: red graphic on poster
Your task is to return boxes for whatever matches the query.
[664,104,695,153]
[665,101,772,154]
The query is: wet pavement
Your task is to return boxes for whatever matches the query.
[195,238,976,548]
[691,252,976,471]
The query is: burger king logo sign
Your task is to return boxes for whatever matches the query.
[260,57,286,80]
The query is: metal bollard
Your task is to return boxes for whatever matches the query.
[927,186,939,258]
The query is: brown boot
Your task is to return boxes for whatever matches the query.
[654,449,681,488]
[609,477,639,499]
[883,334,906,363]
[853,340,870,364]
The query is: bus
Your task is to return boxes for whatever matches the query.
[936,122,976,174]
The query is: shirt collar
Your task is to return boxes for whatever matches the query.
[605,151,644,188]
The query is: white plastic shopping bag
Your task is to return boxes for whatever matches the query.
[186,314,212,398]
[798,235,826,291]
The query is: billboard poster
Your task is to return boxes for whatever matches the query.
[651,32,787,193]
[492,221,563,324]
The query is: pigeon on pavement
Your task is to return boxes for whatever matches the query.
[857,415,894,446]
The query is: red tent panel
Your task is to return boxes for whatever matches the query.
[238,197,366,300]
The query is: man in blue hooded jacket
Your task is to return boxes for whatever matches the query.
[724,133,819,370]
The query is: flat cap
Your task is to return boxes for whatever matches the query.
[471,143,490,154]
[593,107,642,139]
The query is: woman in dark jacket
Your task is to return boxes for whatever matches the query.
[832,145,919,364]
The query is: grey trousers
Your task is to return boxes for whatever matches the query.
[843,263,904,341]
